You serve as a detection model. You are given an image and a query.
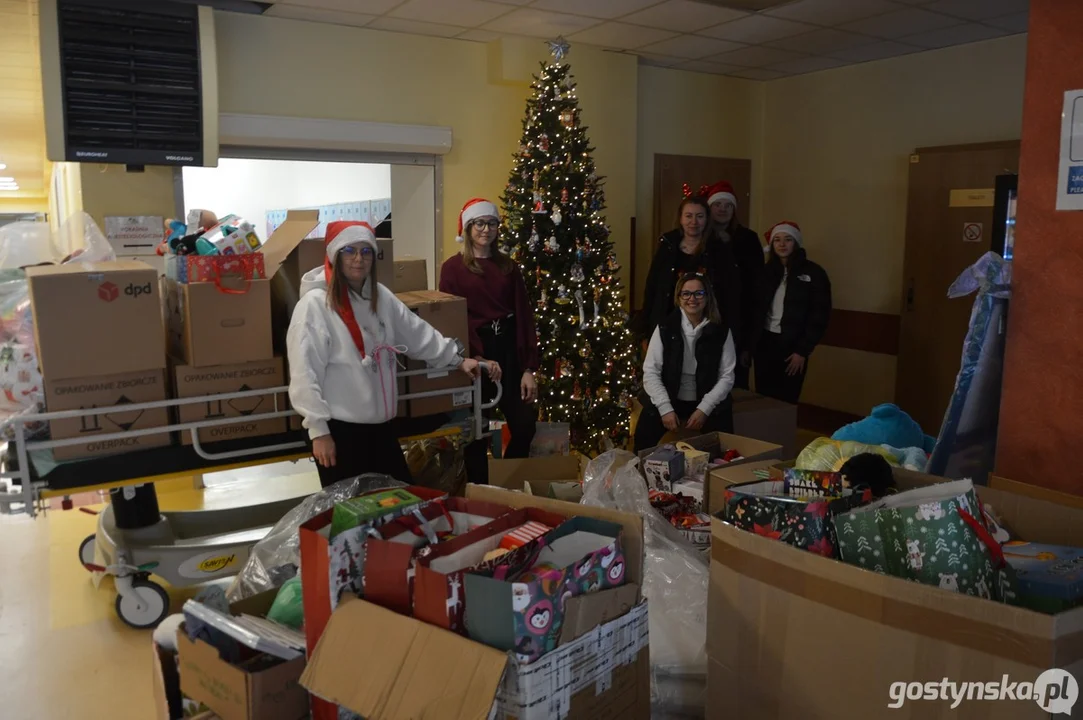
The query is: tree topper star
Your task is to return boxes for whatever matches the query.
[547,36,570,61]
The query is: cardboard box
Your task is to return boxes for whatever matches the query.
[707,474,1083,720]
[172,357,287,445]
[397,291,471,417]
[165,276,273,368]
[44,368,169,460]
[177,591,308,720]
[389,257,427,292]
[642,432,784,513]
[488,455,584,495]
[27,260,165,380]
[300,483,650,720]
[375,237,393,286]
[732,392,798,459]
[707,459,783,515]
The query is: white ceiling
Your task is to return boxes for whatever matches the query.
[0,0,47,200]
[264,0,1029,80]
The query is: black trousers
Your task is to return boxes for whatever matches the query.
[734,359,751,391]
[754,331,808,405]
[311,418,412,489]
[634,396,734,453]
[464,317,537,485]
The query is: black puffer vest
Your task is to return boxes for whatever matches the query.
[654,311,729,415]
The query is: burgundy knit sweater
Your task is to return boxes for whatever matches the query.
[439,255,539,371]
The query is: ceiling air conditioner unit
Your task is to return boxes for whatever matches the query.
[40,0,219,167]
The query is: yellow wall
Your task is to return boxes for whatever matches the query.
[212,13,640,283]
[759,35,1027,416]
[78,164,177,232]
[634,66,764,297]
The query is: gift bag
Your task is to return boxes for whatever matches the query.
[464,516,626,663]
[833,478,1017,603]
[362,497,512,615]
[721,477,868,558]
[413,507,568,633]
[167,252,266,285]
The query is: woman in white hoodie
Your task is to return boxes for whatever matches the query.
[288,220,481,487]
[635,272,737,452]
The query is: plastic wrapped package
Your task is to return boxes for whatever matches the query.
[581,450,708,718]
[796,437,897,472]
[927,252,1011,482]
[54,212,117,264]
[225,474,406,602]
[404,432,467,496]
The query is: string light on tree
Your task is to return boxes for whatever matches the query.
[500,37,638,454]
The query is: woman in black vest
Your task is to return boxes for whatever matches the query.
[635,272,737,452]
[751,221,832,405]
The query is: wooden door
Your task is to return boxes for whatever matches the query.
[896,141,1020,435]
[642,154,752,310]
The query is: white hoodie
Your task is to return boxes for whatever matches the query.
[287,266,464,439]
[643,313,736,418]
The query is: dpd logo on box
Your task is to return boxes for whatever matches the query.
[98,281,152,303]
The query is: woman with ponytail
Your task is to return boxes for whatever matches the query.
[288,220,484,487]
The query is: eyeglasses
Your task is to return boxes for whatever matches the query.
[679,290,707,300]
[472,220,500,231]
[339,246,374,258]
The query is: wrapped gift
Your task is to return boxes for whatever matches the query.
[362,497,512,615]
[834,479,1017,603]
[722,479,869,558]
[413,508,567,633]
[671,478,704,507]
[168,252,266,285]
[676,441,710,481]
[1002,542,1083,614]
[643,445,685,492]
[464,516,626,663]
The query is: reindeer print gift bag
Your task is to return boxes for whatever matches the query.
[834,478,1017,604]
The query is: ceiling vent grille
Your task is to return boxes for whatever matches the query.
[54,0,207,166]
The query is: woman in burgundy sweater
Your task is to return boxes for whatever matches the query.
[440,198,539,484]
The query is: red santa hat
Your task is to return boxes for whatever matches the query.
[455,198,499,243]
[766,221,803,248]
[706,181,737,208]
[325,220,376,262]
[323,220,378,364]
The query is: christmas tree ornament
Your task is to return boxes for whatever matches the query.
[561,188,569,203]
[551,205,563,225]
[561,362,573,377]
[539,133,549,152]
[519,142,531,158]
[575,288,586,327]
[528,227,540,251]
[546,235,559,253]
[593,287,602,324]
[556,284,571,304]
[572,381,582,400]
[533,196,546,214]
[560,110,574,128]
[547,36,571,62]
[570,264,585,283]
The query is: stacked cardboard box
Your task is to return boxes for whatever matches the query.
[165,211,317,446]
[27,260,169,460]
[395,290,471,418]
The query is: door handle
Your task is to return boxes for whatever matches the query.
[906,281,915,312]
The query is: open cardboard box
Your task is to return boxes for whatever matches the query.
[641,432,783,511]
[708,470,1083,719]
[300,484,651,720]
[176,590,308,720]
[488,455,586,501]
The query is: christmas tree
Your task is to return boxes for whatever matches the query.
[500,38,638,454]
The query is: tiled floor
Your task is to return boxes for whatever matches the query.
[0,432,823,719]
[0,462,320,720]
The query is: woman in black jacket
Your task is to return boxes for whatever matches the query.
[751,221,832,405]
[639,194,741,344]
[636,273,736,452]
[706,180,763,389]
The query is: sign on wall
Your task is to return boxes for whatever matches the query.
[1057,89,1083,211]
[104,216,163,255]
